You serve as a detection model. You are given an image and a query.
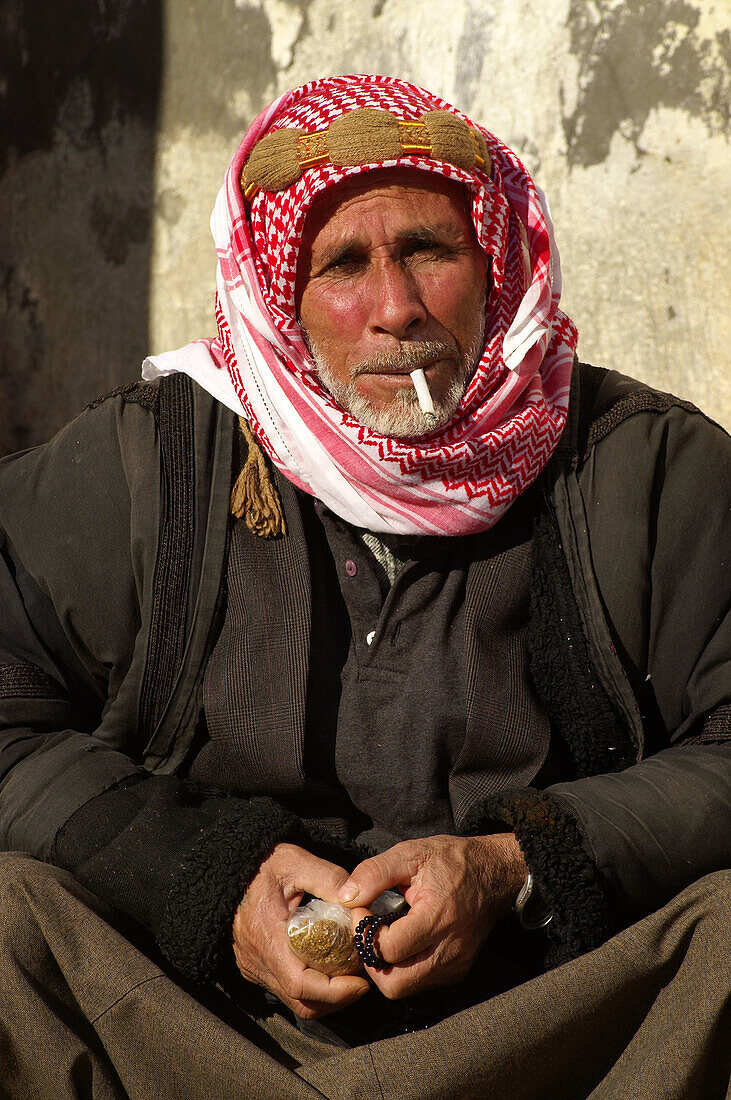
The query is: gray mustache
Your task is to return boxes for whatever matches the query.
[356,341,455,375]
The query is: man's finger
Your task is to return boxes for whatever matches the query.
[234,932,370,1010]
[366,950,445,1001]
[338,845,418,906]
[272,972,371,1019]
[269,843,352,903]
[375,902,438,963]
[349,901,437,968]
[281,965,369,1006]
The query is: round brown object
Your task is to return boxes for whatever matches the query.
[420,110,476,170]
[287,917,363,977]
[241,128,305,194]
[328,108,402,166]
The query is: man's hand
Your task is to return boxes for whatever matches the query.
[232,842,370,1019]
[338,833,527,1000]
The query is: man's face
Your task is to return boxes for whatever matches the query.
[295,168,489,438]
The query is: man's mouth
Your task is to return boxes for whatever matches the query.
[356,344,456,379]
[361,360,439,379]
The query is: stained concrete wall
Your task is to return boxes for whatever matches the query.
[2,0,729,455]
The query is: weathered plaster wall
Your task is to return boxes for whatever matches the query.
[0,0,162,453]
[2,0,729,454]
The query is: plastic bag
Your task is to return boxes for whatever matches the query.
[287,890,407,976]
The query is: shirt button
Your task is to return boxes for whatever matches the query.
[366,630,376,646]
[345,559,357,577]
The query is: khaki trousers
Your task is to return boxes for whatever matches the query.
[0,853,728,1100]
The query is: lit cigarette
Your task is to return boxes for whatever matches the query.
[410,368,437,425]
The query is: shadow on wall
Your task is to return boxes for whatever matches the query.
[0,0,162,455]
[562,0,728,167]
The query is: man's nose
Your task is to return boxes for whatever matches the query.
[367,263,427,338]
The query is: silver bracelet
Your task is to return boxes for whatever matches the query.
[514,871,554,931]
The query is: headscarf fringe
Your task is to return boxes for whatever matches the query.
[231,417,286,538]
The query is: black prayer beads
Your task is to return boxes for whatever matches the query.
[354,910,401,970]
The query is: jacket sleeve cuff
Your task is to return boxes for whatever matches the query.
[157,798,308,984]
[459,786,614,966]
[158,815,368,986]
[53,775,332,986]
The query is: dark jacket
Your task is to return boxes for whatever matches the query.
[0,363,728,985]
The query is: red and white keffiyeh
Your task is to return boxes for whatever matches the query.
[144,75,577,535]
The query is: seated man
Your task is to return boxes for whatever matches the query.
[0,75,728,1099]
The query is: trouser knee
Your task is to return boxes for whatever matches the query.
[0,850,70,902]
[0,852,88,966]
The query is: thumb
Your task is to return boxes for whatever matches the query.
[274,845,351,903]
[337,847,411,908]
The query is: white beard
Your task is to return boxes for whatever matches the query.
[305,324,486,439]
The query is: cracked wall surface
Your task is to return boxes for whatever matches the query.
[2,0,729,453]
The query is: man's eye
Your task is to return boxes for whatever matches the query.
[405,242,446,260]
[325,255,364,274]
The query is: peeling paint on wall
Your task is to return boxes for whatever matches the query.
[454,3,496,112]
[563,0,730,166]
[1,0,159,173]
[158,0,278,141]
[90,194,152,266]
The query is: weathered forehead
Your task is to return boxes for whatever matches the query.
[301,167,473,246]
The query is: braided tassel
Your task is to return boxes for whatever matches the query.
[230,417,286,538]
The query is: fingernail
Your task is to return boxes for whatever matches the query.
[338,882,358,903]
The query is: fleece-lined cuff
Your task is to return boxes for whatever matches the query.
[460,786,614,966]
[157,798,308,983]
[54,774,355,987]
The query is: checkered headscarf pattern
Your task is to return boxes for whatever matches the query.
[208,75,577,535]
